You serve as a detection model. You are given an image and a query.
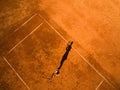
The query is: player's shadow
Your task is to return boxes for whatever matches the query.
[57,41,73,70]
[48,41,73,81]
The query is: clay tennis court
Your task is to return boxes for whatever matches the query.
[0,0,120,90]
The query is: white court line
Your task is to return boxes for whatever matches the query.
[72,48,115,89]
[14,13,37,32]
[95,80,104,90]
[38,14,115,89]
[2,57,30,90]
[38,14,68,43]
[8,22,43,54]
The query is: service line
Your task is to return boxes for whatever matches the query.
[95,80,104,90]
[8,22,43,54]
[14,14,37,32]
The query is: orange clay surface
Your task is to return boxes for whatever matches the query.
[0,0,120,90]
